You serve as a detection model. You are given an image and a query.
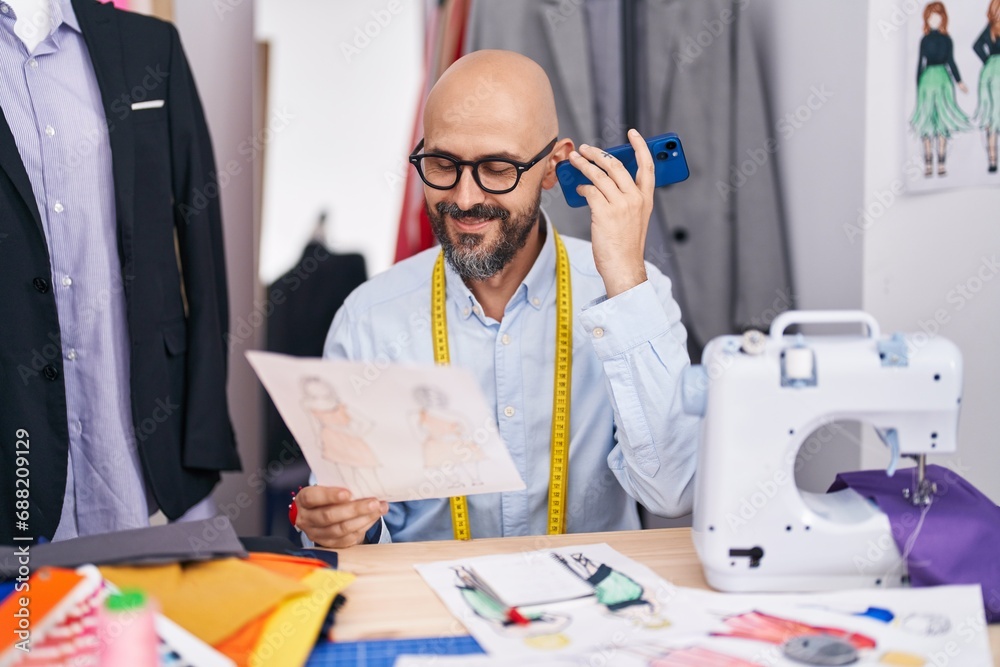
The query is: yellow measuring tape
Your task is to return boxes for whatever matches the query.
[431,229,573,540]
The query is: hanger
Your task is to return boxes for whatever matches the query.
[309,210,329,248]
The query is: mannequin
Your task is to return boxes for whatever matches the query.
[5,0,53,53]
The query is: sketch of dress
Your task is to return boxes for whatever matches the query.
[551,553,671,628]
[302,377,387,498]
[412,385,487,489]
[453,566,571,642]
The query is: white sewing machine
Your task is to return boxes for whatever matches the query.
[681,310,963,592]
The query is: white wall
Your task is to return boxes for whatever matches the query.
[172,0,262,534]
[745,0,870,492]
[255,0,423,284]
[863,0,1000,501]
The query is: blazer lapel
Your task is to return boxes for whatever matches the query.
[0,107,44,237]
[71,0,135,268]
[541,0,597,141]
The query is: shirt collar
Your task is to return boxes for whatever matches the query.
[57,0,81,34]
[444,208,558,320]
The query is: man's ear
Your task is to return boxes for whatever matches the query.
[541,138,575,190]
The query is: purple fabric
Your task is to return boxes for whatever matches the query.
[830,465,1000,623]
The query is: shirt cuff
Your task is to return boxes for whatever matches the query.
[364,518,384,544]
[579,280,673,359]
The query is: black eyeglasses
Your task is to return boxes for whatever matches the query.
[409,137,558,195]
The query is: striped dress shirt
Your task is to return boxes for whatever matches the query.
[0,0,148,537]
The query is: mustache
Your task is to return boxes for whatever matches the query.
[435,201,510,222]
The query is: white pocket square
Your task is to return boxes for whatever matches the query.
[132,100,165,110]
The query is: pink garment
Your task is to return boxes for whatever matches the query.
[419,410,485,468]
[313,406,379,468]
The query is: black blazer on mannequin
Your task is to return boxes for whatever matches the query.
[0,0,240,544]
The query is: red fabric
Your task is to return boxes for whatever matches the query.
[393,0,471,263]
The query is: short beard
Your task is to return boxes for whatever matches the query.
[427,194,540,281]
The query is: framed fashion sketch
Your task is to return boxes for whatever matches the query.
[905,0,1000,192]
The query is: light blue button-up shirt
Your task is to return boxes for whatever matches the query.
[322,217,699,543]
[0,0,148,537]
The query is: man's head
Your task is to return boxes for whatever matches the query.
[417,50,573,280]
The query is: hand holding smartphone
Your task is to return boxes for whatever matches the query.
[555,132,689,208]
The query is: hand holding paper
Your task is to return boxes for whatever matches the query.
[292,486,388,548]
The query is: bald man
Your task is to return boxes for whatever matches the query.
[295,50,699,547]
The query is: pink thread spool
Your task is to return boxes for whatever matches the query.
[97,590,158,667]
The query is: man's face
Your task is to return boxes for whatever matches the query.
[422,135,546,281]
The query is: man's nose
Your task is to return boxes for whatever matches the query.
[451,166,487,211]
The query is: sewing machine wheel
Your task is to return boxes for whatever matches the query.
[781,634,859,665]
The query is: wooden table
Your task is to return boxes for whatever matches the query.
[335,528,1000,662]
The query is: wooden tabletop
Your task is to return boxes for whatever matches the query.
[334,527,1000,663]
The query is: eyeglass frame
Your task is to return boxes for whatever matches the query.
[408,137,558,195]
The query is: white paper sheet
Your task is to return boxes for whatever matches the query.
[246,351,525,502]
[411,543,994,665]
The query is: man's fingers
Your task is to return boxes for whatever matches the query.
[569,148,619,201]
[578,142,635,194]
[296,485,351,509]
[576,183,608,208]
[315,497,383,526]
[628,129,655,196]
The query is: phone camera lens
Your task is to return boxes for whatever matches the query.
[665,140,678,150]
[656,151,669,160]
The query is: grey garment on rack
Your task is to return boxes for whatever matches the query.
[464,0,793,349]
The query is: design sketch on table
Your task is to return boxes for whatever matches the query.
[972,0,1000,172]
[552,553,671,629]
[412,385,488,489]
[711,609,880,665]
[910,2,972,177]
[452,566,572,644]
[301,376,387,498]
[620,643,764,667]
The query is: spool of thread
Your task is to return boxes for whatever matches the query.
[97,590,158,667]
[784,347,815,382]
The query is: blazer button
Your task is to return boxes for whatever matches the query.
[672,228,689,244]
[42,365,60,381]
[33,277,50,293]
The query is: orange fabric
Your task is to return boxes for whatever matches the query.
[245,551,329,581]
[214,609,269,667]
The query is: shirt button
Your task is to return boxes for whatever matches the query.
[462,307,470,316]
[53,201,64,213]
[531,297,541,307]
[33,277,50,293]
[501,334,511,345]
[74,420,83,434]
[45,125,55,137]
[0,5,9,14]
[503,406,515,418]
[593,327,605,338]
[62,276,72,287]
[28,59,37,68]
[67,349,77,361]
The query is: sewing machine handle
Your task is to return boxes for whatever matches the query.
[769,310,881,341]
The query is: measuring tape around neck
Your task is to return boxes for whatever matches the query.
[431,228,573,540]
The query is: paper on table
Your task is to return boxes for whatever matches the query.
[468,554,595,608]
[415,544,995,664]
[246,351,525,502]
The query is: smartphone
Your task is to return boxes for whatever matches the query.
[555,132,689,208]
